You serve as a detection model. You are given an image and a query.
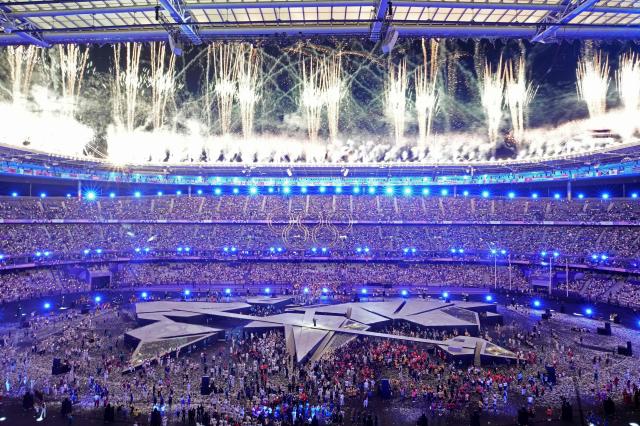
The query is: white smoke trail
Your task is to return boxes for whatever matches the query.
[480,59,504,152]
[576,51,610,119]
[414,38,439,146]
[505,56,536,144]
[385,59,407,146]
[321,53,344,143]
[300,57,324,143]
[237,43,261,140]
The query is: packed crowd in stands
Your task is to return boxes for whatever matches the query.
[0,268,88,304]
[0,194,639,223]
[0,301,639,425]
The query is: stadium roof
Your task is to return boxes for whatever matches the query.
[1,0,640,48]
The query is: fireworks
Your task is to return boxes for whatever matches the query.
[414,39,439,146]
[505,56,536,144]
[616,53,640,118]
[112,42,143,133]
[210,43,238,136]
[300,57,324,143]
[321,53,344,143]
[57,44,89,119]
[5,45,38,104]
[237,44,261,140]
[576,51,610,119]
[385,59,408,146]
[480,59,504,151]
[149,42,176,130]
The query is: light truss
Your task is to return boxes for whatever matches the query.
[158,0,202,45]
[532,0,600,43]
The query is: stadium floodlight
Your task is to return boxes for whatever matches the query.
[602,193,610,200]
[462,190,469,197]
[368,186,376,194]
[134,191,141,198]
[531,193,539,199]
[197,189,203,195]
[319,186,326,193]
[578,193,585,199]
[249,187,258,195]
[11,192,18,197]
[481,190,489,198]
[109,192,116,198]
[403,186,412,196]
[232,188,239,194]
[508,192,515,199]
[440,189,448,196]
[40,193,47,198]
[214,188,222,195]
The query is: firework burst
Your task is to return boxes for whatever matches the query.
[480,58,504,151]
[300,57,324,143]
[237,43,261,140]
[415,38,439,146]
[321,53,344,143]
[505,56,536,144]
[576,51,610,119]
[149,42,176,130]
[386,59,408,146]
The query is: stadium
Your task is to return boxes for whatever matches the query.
[1,1,640,425]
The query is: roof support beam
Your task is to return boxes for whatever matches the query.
[370,0,390,40]
[0,6,50,47]
[158,0,203,45]
[531,0,599,43]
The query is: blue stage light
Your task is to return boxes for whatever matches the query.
[442,291,449,298]
[85,191,96,200]
[268,187,275,193]
[0,255,4,260]
[440,188,448,196]
[403,248,409,254]
[184,289,191,296]
[184,247,190,252]
[553,251,559,258]
[601,254,608,260]
[411,248,417,253]
[361,288,367,294]
[584,307,593,316]
[321,247,327,253]
[531,193,539,199]
[282,186,291,195]
[451,248,457,253]
[554,193,561,199]
[176,190,182,196]
[311,247,317,253]
[533,300,541,308]
[422,188,430,196]
[197,189,203,195]
[109,192,116,198]
[225,288,231,295]
[319,186,326,193]
[481,190,489,198]
[485,295,493,302]
[368,186,376,194]
[214,188,222,195]
[401,290,408,297]
[44,302,51,309]
[322,287,329,294]
[352,187,360,194]
[95,249,102,254]
[177,247,183,252]
[384,186,394,195]
[356,247,362,253]
[458,248,464,254]
[265,287,271,294]
[632,192,638,199]
[134,191,141,198]
[232,188,239,194]
[141,292,148,299]
[463,190,469,197]
[602,193,610,200]
[43,251,51,257]
[490,249,497,255]
[83,249,90,255]
[335,186,342,194]
[156,191,163,196]
[11,192,17,197]
[269,247,275,253]
[541,251,547,257]
[40,193,47,198]
[276,247,282,253]
[300,187,308,194]
[144,247,150,253]
[508,192,515,199]
[94,296,102,303]
[231,246,237,252]
[577,193,584,199]
[66,193,72,198]
[591,254,598,260]
[403,186,412,196]
[249,187,258,195]
[35,251,42,257]
[364,247,370,253]
[134,248,141,253]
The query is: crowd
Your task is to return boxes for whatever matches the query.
[0,194,639,223]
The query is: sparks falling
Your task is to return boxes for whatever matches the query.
[5,45,38,105]
[321,53,344,143]
[616,52,640,118]
[576,51,610,119]
[300,57,324,143]
[149,42,176,130]
[237,43,261,140]
[211,43,238,136]
[112,42,143,133]
[414,39,440,146]
[505,56,535,145]
[57,44,90,119]
[385,59,408,146]
[480,59,505,151]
